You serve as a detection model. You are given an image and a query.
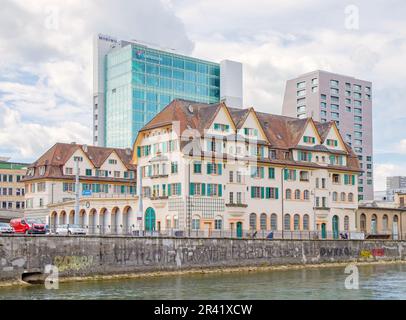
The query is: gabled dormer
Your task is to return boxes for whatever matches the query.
[322,122,346,152]
[238,108,269,142]
[64,148,94,176]
[297,119,322,147]
[206,103,236,136]
[99,151,128,174]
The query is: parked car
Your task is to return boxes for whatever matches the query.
[55,224,87,236]
[10,218,46,235]
[0,222,14,234]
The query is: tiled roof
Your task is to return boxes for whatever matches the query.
[139,100,361,172]
[23,143,136,181]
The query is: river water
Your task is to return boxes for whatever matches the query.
[1,263,405,300]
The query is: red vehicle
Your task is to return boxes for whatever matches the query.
[10,218,46,235]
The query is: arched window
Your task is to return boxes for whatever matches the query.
[348,193,354,202]
[304,190,310,200]
[360,213,366,232]
[294,214,300,231]
[270,214,278,231]
[344,216,350,231]
[341,192,346,202]
[174,215,179,229]
[166,216,171,229]
[286,189,292,200]
[332,192,338,202]
[303,214,310,231]
[249,213,257,231]
[215,216,223,230]
[371,214,377,234]
[284,214,291,231]
[260,213,267,230]
[382,215,388,231]
[295,190,301,200]
[192,215,201,230]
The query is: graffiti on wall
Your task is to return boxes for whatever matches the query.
[53,256,94,272]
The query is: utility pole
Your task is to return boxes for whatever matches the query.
[74,158,80,225]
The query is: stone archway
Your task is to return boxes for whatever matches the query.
[69,210,75,225]
[99,208,110,235]
[88,209,98,234]
[111,207,121,235]
[50,211,58,232]
[79,209,87,228]
[123,206,133,235]
[59,211,67,225]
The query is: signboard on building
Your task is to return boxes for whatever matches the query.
[82,190,92,197]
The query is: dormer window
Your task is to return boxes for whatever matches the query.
[65,167,73,175]
[39,166,46,176]
[74,156,83,162]
[303,136,315,144]
[108,159,118,165]
[326,139,338,147]
[298,151,312,162]
[214,123,230,132]
[244,128,258,137]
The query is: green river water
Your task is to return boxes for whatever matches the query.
[0,263,405,300]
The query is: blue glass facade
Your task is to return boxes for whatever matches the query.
[105,44,221,148]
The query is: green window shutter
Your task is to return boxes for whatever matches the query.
[218,164,222,175]
[202,183,206,196]
[261,187,265,199]
[260,167,265,178]
[218,185,223,197]
[275,188,279,200]
[251,187,255,198]
[293,170,297,181]
[190,183,195,196]
[344,174,349,185]
[330,155,335,164]
[268,167,274,179]
[168,184,171,196]
[351,175,355,185]
[304,136,308,143]
[207,184,212,196]
[225,124,230,131]
[178,183,181,196]
[137,147,141,157]
[214,123,219,130]
[309,152,312,162]
[312,137,315,144]
[207,163,212,174]
[266,187,270,199]
[284,169,289,180]
[335,140,338,147]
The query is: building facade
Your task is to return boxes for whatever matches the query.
[357,193,406,240]
[93,34,243,149]
[40,101,361,238]
[0,158,28,221]
[281,70,373,201]
[22,143,136,224]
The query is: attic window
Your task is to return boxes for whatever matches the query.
[39,166,46,176]
[303,136,315,144]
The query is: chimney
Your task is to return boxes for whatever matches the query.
[82,144,88,153]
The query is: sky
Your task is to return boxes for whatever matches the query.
[0,0,405,191]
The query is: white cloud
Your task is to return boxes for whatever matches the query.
[0,0,193,162]
[374,163,406,191]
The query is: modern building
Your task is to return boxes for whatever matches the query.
[46,100,361,239]
[281,70,373,201]
[93,34,243,149]
[386,176,406,201]
[0,158,28,222]
[22,143,136,225]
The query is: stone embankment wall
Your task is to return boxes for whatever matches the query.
[0,235,404,283]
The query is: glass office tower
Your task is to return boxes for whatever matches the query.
[104,42,221,148]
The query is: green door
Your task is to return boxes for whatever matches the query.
[321,223,327,239]
[236,222,243,238]
[332,216,339,239]
[145,207,156,232]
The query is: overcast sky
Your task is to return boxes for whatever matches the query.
[0,0,405,191]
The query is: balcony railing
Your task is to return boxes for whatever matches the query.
[225,203,248,208]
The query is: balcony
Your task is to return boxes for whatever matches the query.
[226,203,248,208]
[150,174,169,179]
[150,196,169,201]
